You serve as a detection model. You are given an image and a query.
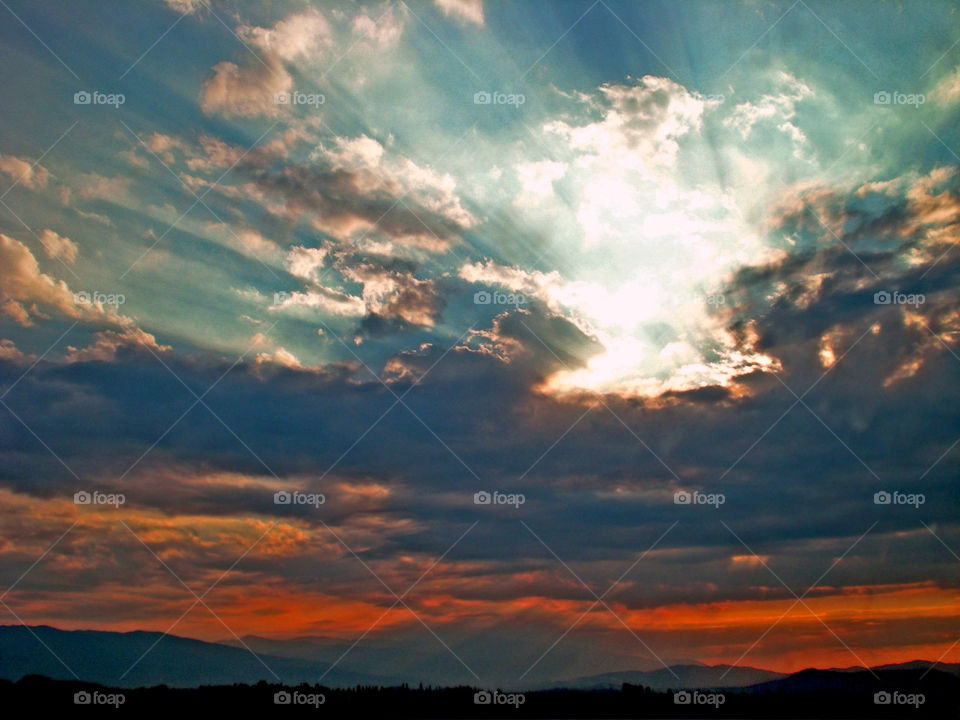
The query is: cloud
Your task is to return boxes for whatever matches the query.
[349,2,409,49]
[145,132,188,164]
[2,252,959,675]
[465,76,782,397]
[434,0,485,26]
[237,8,333,63]
[460,260,566,313]
[164,0,204,13]
[206,223,280,259]
[320,135,476,237]
[285,245,328,281]
[725,165,960,399]
[254,345,310,371]
[243,135,475,253]
[515,160,567,199]
[345,265,444,330]
[200,9,337,118]
[545,75,712,173]
[0,234,96,326]
[762,166,960,257]
[270,287,366,318]
[200,53,293,118]
[271,262,447,331]
[74,172,131,202]
[724,71,813,139]
[0,338,33,363]
[723,71,814,159]
[0,154,50,190]
[65,327,171,363]
[931,65,960,106]
[37,229,78,264]
[0,234,146,334]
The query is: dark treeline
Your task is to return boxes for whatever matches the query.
[1,668,958,717]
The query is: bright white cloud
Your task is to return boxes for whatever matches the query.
[238,9,333,63]
[285,245,328,280]
[460,76,783,396]
[724,72,813,159]
[515,160,567,199]
[434,0,485,27]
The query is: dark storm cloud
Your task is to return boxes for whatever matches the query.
[2,256,959,605]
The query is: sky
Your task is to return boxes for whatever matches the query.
[1,0,960,686]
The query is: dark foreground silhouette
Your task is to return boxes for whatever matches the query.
[1,668,957,717]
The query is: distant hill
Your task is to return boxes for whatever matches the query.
[5,623,960,702]
[543,663,786,690]
[844,660,960,676]
[739,666,960,696]
[227,623,671,688]
[0,625,394,688]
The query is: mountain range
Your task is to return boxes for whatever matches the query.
[3,624,958,692]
